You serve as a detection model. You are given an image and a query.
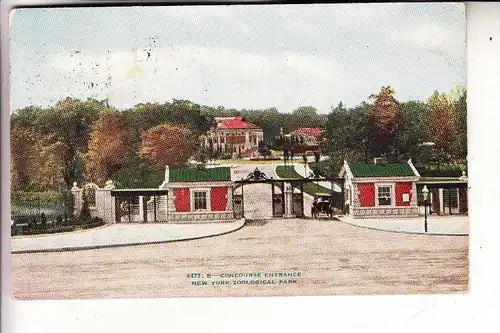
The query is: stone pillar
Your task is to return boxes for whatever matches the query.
[438,188,444,215]
[138,196,144,222]
[245,132,250,148]
[155,195,168,222]
[71,182,83,217]
[459,187,468,213]
[95,180,116,224]
[284,184,294,218]
[226,186,234,212]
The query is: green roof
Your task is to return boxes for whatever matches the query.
[349,163,416,177]
[170,167,231,182]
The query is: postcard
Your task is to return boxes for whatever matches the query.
[9,3,468,300]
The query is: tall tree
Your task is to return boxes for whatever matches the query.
[427,91,456,152]
[395,101,429,163]
[449,86,467,161]
[36,98,103,188]
[324,102,370,172]
[369,86,403,158]
[86,110,135,184]
[10,120,63,191]
[139,124,197,168]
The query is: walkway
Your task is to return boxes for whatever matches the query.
[336,214,468,235]
[11,220,245,253]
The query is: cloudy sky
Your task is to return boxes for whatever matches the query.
[9,3,465,113]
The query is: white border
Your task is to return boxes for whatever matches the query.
[2,3,500,333]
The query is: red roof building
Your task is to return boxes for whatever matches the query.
[284,127,323,154]
[203,117,264,158]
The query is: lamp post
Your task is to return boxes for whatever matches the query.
[422,185,429,233]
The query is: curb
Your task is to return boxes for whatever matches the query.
[335,217,468,236]
[11,219,246,254]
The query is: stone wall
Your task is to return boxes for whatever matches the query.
[168,211,234,223]
[352,206,419,219]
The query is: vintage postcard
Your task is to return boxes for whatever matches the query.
[9,3,468,300]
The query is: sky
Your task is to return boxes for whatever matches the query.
[9,3,466,114]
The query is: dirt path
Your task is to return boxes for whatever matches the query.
[11,218,468,300]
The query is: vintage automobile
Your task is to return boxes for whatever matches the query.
[311,193,333,218]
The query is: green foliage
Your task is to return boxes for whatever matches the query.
[323,87,467,173]
[79,190,92,220]
[11,216,105,236]
[111,156,165,188]
[275,166,342,206]
[369,86,403,156]
[324,102,371,172]
[11,190,64,208]
[11,88,466,194]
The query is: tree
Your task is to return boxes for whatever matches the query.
[36,98,104,189]
[427,91,456,152]
[10,121,63,191]
[369,86,403,157]
[449,86,467,161]
[112,156,165,188]
[86,110,135,184]
[290,106,325,130]
[124,99,213,140]
[139,124,197,168]
[395,101,429,163]
[79,190,92,221]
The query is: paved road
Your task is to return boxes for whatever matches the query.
[12,218,468,300]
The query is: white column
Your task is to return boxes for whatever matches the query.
[138,196,144,222]
[226,187,233,212]
[70,182,83,217]
[285,184,294,218]
[245,132,250,148]
[438,188,444,215]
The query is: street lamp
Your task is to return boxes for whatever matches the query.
[422,185,429,233]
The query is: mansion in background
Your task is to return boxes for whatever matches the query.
[282,127,323,154]
[202,116,264,157]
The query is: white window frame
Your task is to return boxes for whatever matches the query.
[190,188,211,212]
[375,183,395,207]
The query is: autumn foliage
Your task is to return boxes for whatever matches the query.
[369,86,403,156]
[139,124,196,168]
[427,91,456,151]
[86,110,135,183]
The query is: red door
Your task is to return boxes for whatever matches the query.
[211,187,228,211]
[358,183,375,207]
[173,188,190,212]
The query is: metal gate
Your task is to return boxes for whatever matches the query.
[292,192,304,217]
[272,194,284,217]
[233,194,244,219]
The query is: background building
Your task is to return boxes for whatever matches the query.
[203,116,264,157]
[282,127,323,154]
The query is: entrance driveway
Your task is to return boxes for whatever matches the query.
[11,220,244,253]
[12,218,468,299]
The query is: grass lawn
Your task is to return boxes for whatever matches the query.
[275,165,334,195]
